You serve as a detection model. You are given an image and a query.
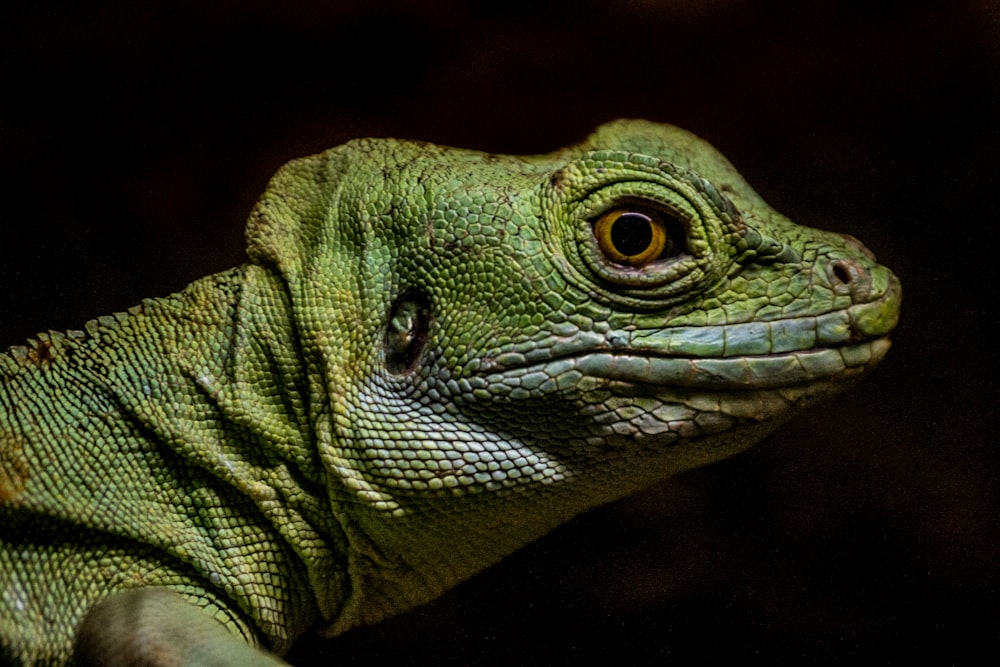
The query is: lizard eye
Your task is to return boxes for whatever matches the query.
[592,206,686,267]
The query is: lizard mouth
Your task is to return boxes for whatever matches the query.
[474,276,900,393]
[535,337,890,391]
[475,336,891,393]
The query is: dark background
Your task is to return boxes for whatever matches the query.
[1,1,996,664]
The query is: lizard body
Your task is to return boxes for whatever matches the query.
[0,120,900,665]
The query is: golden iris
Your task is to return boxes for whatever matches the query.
[593,208,671,267]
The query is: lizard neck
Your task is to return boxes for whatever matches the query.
[136,264,354,646]
[0,265,349,652]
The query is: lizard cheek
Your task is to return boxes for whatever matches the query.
[384,292,432,375]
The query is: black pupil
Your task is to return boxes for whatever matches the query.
[610,212,653,256]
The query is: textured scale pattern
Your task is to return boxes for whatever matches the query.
[0,120,899,665]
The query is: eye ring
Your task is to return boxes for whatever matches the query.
[592,207,683,267]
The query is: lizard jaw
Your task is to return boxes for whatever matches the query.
[523,337,890,392]
[471,272,900,393]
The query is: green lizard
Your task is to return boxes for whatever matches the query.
[0,120,900,665]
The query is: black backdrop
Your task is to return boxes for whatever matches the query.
[1,2,996,664]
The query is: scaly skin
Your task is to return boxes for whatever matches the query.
[0,120,900,665]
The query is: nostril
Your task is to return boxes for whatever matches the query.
[829,258,873,301]
[832,260,854,285]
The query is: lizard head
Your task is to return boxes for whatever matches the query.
[246,119,900,627]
